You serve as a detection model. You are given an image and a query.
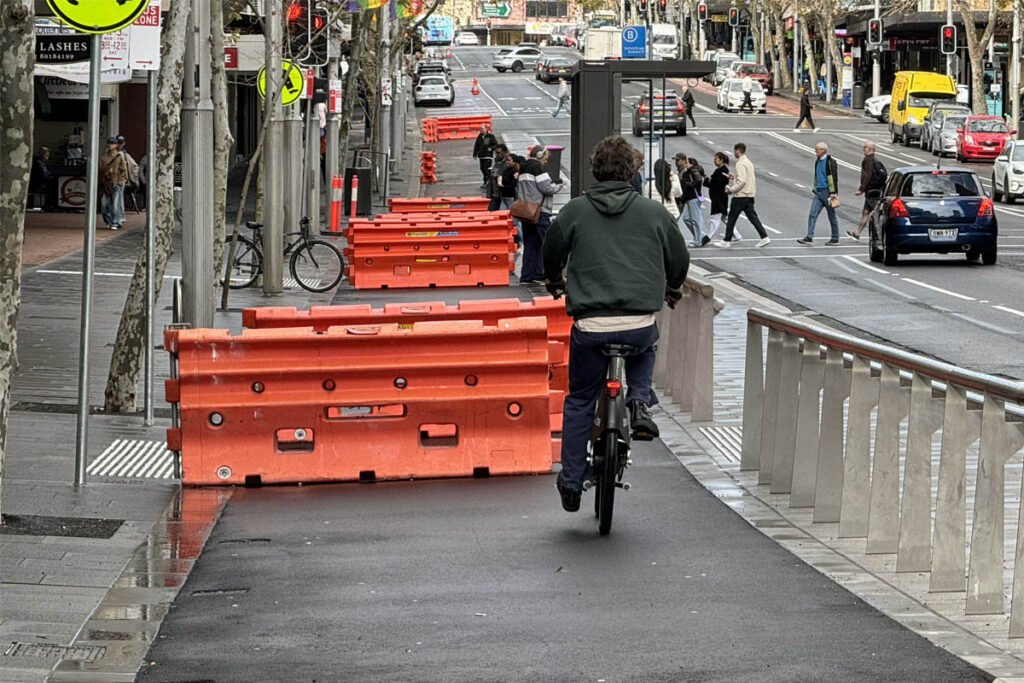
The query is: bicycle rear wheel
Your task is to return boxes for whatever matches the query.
[223,235,261,289]
[289,239,345,293]
[597,436,618,535]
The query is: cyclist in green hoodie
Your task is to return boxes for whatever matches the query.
[542,135,690,512]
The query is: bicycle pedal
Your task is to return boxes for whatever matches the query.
[631,430,656,441]
[582,479,596,491]
[615,481,632,491]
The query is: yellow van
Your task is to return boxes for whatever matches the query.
[889,71,957,147]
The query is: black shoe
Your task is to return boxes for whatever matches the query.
[629,399,659,440]
[701,235,711,246]
[556,482,581,512]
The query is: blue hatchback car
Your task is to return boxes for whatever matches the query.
[868,166,997,265]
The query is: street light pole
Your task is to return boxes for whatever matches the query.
[1013,0,1020,137]
[872,0,880,98]
[263,0,285,295]
[946,0,954,79]
[731,4,737,54]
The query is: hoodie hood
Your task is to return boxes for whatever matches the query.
[585,180,639,216]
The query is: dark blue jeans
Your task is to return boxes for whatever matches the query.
[557,323,659,490]
[520,211,550,282]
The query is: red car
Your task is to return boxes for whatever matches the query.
[956,115,1013,162]
[736,63,774,96]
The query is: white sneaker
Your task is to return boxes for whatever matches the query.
[755,237,771,248]
[793,128,800,132]
[813,127,821,132]
[712,240,732,248]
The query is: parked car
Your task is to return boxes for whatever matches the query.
[536,57,574,83]
[868,166,996,265]
[413,75,454,106]
[454,31,479,45]
[716,78,767,113]
[631,91,687,136]
[920,102,970,151]
[956,115,1012,162]
[711,52,740,85]
[413,61,449,85]
[864,93,891,122]
[992,139,1024,203]
[493,46,542,73]
[929,113,967,158]
[735,63,773,96]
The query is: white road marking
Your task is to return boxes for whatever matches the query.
[993,305,1024,318]
[900,277,976,301]
[794,182,806,188]
[768,172,779,177]
[949,312,1021,335]
[865,278,918,300]
[476,84,508,116]
[765,132,861,171]
[841,254,890,275]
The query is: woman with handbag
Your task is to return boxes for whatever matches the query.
[510,145,563,283]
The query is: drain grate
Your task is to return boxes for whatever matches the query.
[4,642,106,661]
[87,439,175,479]
[699,425,743,463]
[1,514,123,539]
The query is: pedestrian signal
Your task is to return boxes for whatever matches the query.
[940,24,956,55]
[697,3,708,22]
[867,18,882,46]
[728,7,739,27]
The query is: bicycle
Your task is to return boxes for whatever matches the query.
[224,217,345,293]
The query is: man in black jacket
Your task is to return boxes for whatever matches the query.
[472,124,498,187]
[794,89,819,131]
[542,135,689,512]
[681,85,696,128]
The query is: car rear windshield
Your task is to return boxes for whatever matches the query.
[742,65,769,74]
[908,93,955,108]
[643,94,679,108]
[729,81,764,93]
[419,77,447,87]
[550,59,572,66]
[653,35,676,44]
[900,172,982,198]
[967,118,1007,133]
[942,116,966,130]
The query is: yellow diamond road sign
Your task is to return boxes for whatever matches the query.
[257,61,305,106]
[46,0,149,34]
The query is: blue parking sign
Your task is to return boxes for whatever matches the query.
[622,25,646,59]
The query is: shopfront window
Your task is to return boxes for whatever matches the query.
[526,1,569,18]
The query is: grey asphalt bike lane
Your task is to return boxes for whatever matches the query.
[137,439,987,682]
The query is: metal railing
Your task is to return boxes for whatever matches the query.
[742,308,1024,636]
[653,276,724,421]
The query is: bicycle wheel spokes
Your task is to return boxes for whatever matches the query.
[289,239,344,293]
[224,236,261,289]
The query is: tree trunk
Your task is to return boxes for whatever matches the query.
[773,12,792,89]
[337,12,365,175]
[103,0,191,413]
[800,16,817,94]
[211,0,235,277]
[959,3,997,114]
[0,0,34,512]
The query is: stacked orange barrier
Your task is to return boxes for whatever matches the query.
[421,117,438,142]
[343,210,515,289]
[420,151,436,184]
[165,318,561,486]
[387,196,491,213]
[433,115,492,140]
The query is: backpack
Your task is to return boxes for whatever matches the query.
[868,159,887,190]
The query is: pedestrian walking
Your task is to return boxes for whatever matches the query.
[797,141,840,245]
[514,145,563,283]
[740,74,755,113]
[847,141,887,240]
[29,146,53,210]
[649,158,682,218]
[630,148,644,193]
[99,136,127,230]
[713,143,771,248]
[551,78,570,117]
[674,153,707,247]
[681,84,697,128]
[472,124,498,188]
[487,144,509,211]
[703,151,742,242]
[794,89,819,131]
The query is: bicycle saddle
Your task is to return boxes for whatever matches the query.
[602,343,637,357]
[245,221,263,230]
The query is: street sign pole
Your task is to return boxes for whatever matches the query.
[144,68,157,426]
[326,59,340,182]
[264,0,285,295]
[1013,0,1020,136]
[871,0,881,98]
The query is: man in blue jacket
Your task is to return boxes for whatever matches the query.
[797,141,840,245]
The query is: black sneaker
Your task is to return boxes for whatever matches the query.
[556,482,581,512]
[701,235,711,246]
[629,399,659,440]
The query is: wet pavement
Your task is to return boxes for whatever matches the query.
[136,440,986,682]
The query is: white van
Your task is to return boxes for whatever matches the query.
[651,24,678,59]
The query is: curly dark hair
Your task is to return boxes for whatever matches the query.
[590,135,636,183]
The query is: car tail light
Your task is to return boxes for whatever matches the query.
[978,196,994,217]
[548,67,554,72]
[606,379,622,398]
[638,102,648,113]
[675,99,685,113]
[889,198,909,218]
[442,86,449,91]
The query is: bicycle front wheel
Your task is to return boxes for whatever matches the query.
[223,235,261,289]
[289,239,345,293]
[597,436,618,535]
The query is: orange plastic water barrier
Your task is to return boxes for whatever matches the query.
[421,117,438,142]
[420,151,436,184]
[344,218,514,242]
[387,196,491,213]
[165,318,561,486]
[433,114,492,140]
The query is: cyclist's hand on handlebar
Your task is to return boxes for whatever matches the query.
[545,279,567,299]
[665,287,683,309]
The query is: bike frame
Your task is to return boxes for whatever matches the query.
[590,354,632,452]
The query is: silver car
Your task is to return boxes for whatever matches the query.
[413,75,454,106]
[921,103,970,152]
[992,139,1024,203]
[492,46,542,73]
[929,114,966,158]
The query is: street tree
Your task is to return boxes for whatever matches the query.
[0,0,34,512]
[955,0,1002,114]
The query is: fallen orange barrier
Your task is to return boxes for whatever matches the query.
[165,318,560,486]
[433,114,492,140]
[387,196,491,213]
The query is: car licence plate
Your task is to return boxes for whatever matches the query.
[929,228,958,241]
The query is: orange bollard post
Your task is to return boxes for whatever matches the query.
[349,173,359,218]
[329,175,342,232]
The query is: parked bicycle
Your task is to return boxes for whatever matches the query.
[224,217,345,293]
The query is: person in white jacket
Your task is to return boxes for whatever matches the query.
[552,78,571,117]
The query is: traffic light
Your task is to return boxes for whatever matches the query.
[940,24,956,54]
[285,0,329,64]
[286,0,309,57]
[638,0,647,13]
[728,7,739,27]
[697,2,708,22]
[867,18,882,45]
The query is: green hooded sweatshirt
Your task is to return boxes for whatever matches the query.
[542,180,690,320]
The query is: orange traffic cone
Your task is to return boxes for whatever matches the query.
[471,78,480,96]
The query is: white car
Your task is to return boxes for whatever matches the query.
[414,75,454,106]
[992,139,1024,203]
[711,52,740,85]
[455,31,479,45]
[492,46,542,73]
[864,94,891,122]
[716,78,767,113]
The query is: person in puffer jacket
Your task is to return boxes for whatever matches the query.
[516,145,563,282]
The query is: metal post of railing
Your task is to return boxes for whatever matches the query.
[812,346,850,522]
[789,341,824,507]
[838,354,879,539]
[768,333,801,494]
[739,319,764,472]
[865,362,911,554]
[758,328,784,485]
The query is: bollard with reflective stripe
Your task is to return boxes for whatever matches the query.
[329,175,343,232]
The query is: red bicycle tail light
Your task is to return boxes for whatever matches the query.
[675,99,685,112]
[978,196,994,217]
[889,198,909,218]
[606,380,622,398]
